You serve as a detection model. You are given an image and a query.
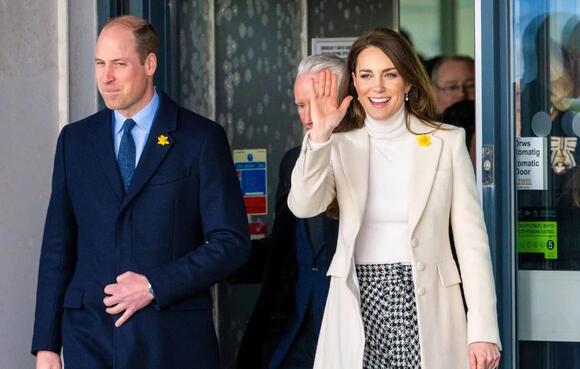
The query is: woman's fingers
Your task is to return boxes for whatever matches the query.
[468,350,477,369]
[308,76,318,99]
[468,342,500,369]
[338,96,353,114]
[324,70,332,96]
[307,69,350,134]
[318,70,327,97]
[330,70,339,98]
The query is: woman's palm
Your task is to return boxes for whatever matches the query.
[308,70,353,142]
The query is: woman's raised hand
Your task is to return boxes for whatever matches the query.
[308,69,353,143]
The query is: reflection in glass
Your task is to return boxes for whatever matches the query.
[514,1,580,368]
[518,10,580,271]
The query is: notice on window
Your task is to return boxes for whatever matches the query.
[234,149,267,215]
[516,137,547,190]
[311,37,356,58]
[517,221,558,259]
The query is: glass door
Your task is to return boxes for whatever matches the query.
[513,0,580,367]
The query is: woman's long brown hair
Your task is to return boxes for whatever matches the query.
[327,28,440,218]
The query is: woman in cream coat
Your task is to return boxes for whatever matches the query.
[287,29,501,369]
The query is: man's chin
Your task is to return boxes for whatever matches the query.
[102,99,122,111]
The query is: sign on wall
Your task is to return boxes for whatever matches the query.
[234,149,268,215]
[311,37,356,58]
[517,221,558,259]
[516,137,548,190]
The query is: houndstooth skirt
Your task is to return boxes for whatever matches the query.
[356,263,422,369]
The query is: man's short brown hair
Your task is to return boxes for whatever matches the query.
[102,15,159,64]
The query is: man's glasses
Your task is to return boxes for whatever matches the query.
[434,81,475,94]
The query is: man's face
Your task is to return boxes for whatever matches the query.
[95,26,156,117]
[432,60,475,113]
[294,72,321,130]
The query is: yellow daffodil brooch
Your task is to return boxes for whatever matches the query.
[157,134,170,146]
[417,134,431,147]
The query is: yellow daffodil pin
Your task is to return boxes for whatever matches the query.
[157,134,170,146]
[417,134,431,147]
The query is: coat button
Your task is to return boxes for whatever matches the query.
[411,239,419,248]
[416,287,425,296]
[416,262,425,271]
[312,267,319,271]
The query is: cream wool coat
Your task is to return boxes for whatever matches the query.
[287,115,501,369]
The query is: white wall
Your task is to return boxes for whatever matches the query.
[69,1,98,122]
[0,1,96,367]
[0,1,59,367]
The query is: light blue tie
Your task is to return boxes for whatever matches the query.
[118,119,136,192]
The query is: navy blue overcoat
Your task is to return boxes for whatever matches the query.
[31,92,250,369]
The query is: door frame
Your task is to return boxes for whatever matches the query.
[476,1,516,368]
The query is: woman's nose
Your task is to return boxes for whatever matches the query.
[372,77,385,91]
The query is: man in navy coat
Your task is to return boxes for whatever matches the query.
[31,15,249,369]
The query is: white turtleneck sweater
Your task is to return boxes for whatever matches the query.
[355,105,412,264]
[307,105,413,264]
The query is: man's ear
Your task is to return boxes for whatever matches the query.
[145,53,157,76]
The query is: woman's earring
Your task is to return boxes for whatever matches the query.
[405,92,409,102]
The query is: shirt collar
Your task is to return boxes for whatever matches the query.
[113,90,160,135]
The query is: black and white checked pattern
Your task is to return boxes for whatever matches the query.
[356,263,421,369]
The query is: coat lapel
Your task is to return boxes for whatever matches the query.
[120,93,178,212]
[91,110,124,202]
[407,117,443,237]
[337,128,369,226]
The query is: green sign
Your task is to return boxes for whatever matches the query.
[517,221,558,259]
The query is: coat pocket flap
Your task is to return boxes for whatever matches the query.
[437,259,462,287]
[149,171,189,185]
[62,288,84,308]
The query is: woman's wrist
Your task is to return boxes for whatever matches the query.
[308,128,332,143]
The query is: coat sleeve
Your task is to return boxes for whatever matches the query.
[31,125,78,355]
[145,123,250,309]
[287,133,336,218]
[449,128,502,349]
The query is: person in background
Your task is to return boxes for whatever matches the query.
[422,56,442,83]
[236,54,343,369]
[442,99,476,169]
[288,28,501,369]
[32,15,249,369]
[430,56,475,115]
